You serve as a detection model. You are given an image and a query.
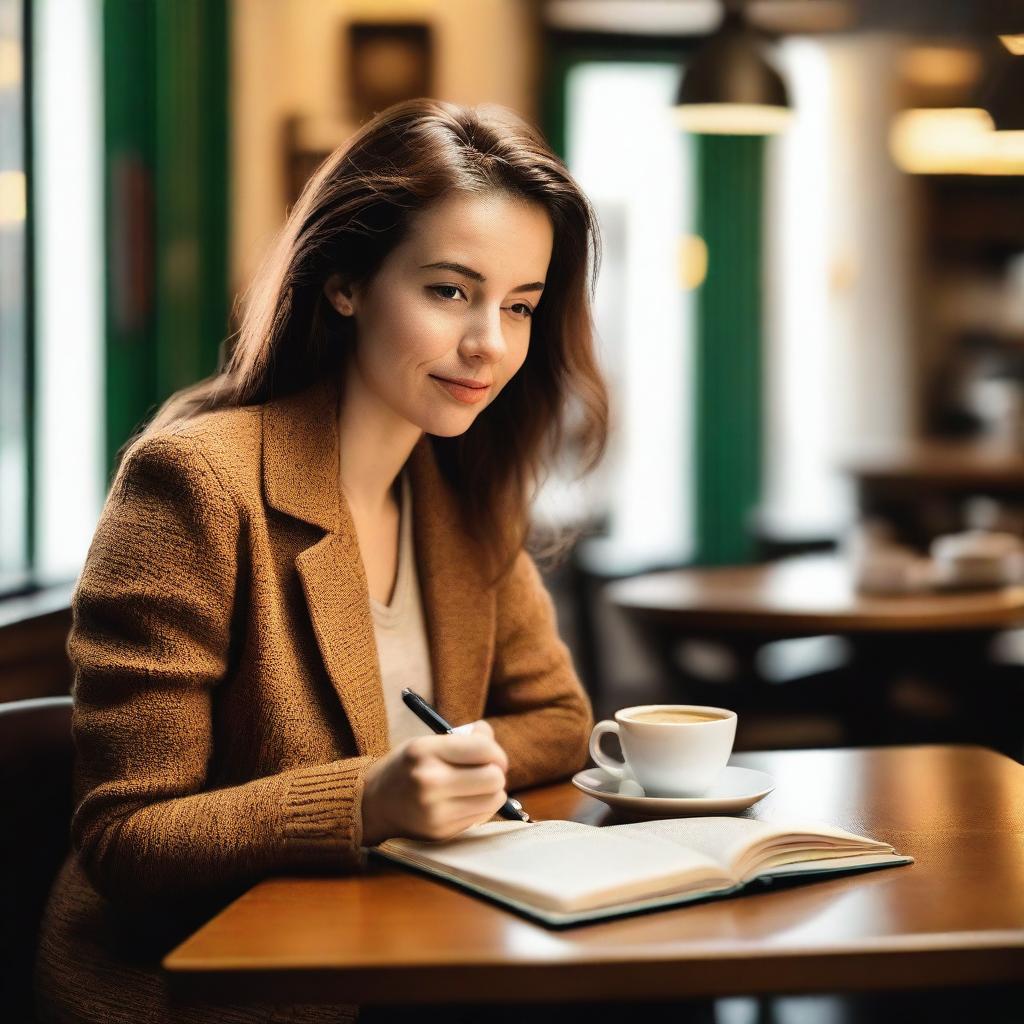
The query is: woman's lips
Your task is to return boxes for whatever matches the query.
[430,375,491,405]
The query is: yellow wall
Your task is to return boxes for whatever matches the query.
[230,0,541,299]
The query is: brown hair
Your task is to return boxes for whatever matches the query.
[139,98,609,585]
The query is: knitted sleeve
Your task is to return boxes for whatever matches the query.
[483,549,594,792]
[69,432,374,910]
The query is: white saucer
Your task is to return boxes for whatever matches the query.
[572,765,775,817]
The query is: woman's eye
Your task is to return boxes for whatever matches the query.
[429,284,466,302]
[428,284,532,319]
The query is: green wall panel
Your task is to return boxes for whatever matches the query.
[104,0,156,473]
[104,0,229,475]
[693,134,765,565]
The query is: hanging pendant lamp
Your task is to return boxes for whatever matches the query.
[674,2,792,135]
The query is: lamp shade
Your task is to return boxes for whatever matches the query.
[674,11,792,135]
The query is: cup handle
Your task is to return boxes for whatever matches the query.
[589,720,629,780]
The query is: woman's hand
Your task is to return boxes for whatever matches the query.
[360,720,509,845]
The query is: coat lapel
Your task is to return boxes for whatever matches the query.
[262,380,494,755]
[263,379,388,757]
[295,533,387,756]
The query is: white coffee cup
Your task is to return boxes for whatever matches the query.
[589,704,737,797]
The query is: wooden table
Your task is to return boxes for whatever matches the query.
[844,439,1024,493]
[604,554,1024,751]
[604,553,1024,637]
[843,439,1024,548]
[164,745,1024,1006]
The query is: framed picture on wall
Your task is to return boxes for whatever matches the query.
[347,22,434,122]
[282,114,357,208]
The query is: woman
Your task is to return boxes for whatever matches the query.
[34,98,609,1023]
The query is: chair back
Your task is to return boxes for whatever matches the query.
[0,696,74,1021]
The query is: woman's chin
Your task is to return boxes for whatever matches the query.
[417,407,482,438]
[424,418,476,438]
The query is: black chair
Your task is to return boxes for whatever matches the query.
[0,696,74,1022]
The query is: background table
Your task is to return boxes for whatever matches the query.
[843,439,1024,549]
[605,555,1024,753]
[165,745,1024,1006]
[604,553,1024,636]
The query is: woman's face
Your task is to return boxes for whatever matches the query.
[325,190,554,437]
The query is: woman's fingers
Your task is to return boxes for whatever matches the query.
[395,732,510,841]
[441,791,507,817]
[411,791,506,842]
[431,761,506,798]
[365,730,512,845]
[431,793,510,838]
[410,732,508,773]
[440,734,505,770]
[450,719,493,739]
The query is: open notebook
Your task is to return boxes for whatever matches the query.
[373,817,913,926]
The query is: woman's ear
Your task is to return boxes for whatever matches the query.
[324,272,357,317]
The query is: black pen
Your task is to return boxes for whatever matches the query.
[400,688,533,823]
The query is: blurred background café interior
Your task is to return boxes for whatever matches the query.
[4,0,1024,766]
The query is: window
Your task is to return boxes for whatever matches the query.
[762,36,914,541]
[762,37,851,539]
[534,60,696,566]
[0,0,29,591]
[32,0,104,584]
[0,0,104,595]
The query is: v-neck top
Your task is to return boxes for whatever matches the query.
[369,468,437,749]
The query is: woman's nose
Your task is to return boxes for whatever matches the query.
[461,307,507,363]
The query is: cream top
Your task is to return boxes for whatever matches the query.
[370,469,438,750]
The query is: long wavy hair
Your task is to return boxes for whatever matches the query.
[138,98,609,585]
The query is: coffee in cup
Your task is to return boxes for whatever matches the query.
[588,704,737,797]
[627,709,724,725]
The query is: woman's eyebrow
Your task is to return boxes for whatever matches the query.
[419,261,545,293]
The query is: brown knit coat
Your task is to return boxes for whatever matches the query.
[34,377,594,1023]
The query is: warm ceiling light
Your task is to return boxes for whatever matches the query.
[889,107,1024,175]
[674,7,792,136]
[0,171,26,225]
[0,38,21,89]
[999,35,1024,56]
[899,46,982,90]
[674,103,792,135]
[678,234,708,290]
